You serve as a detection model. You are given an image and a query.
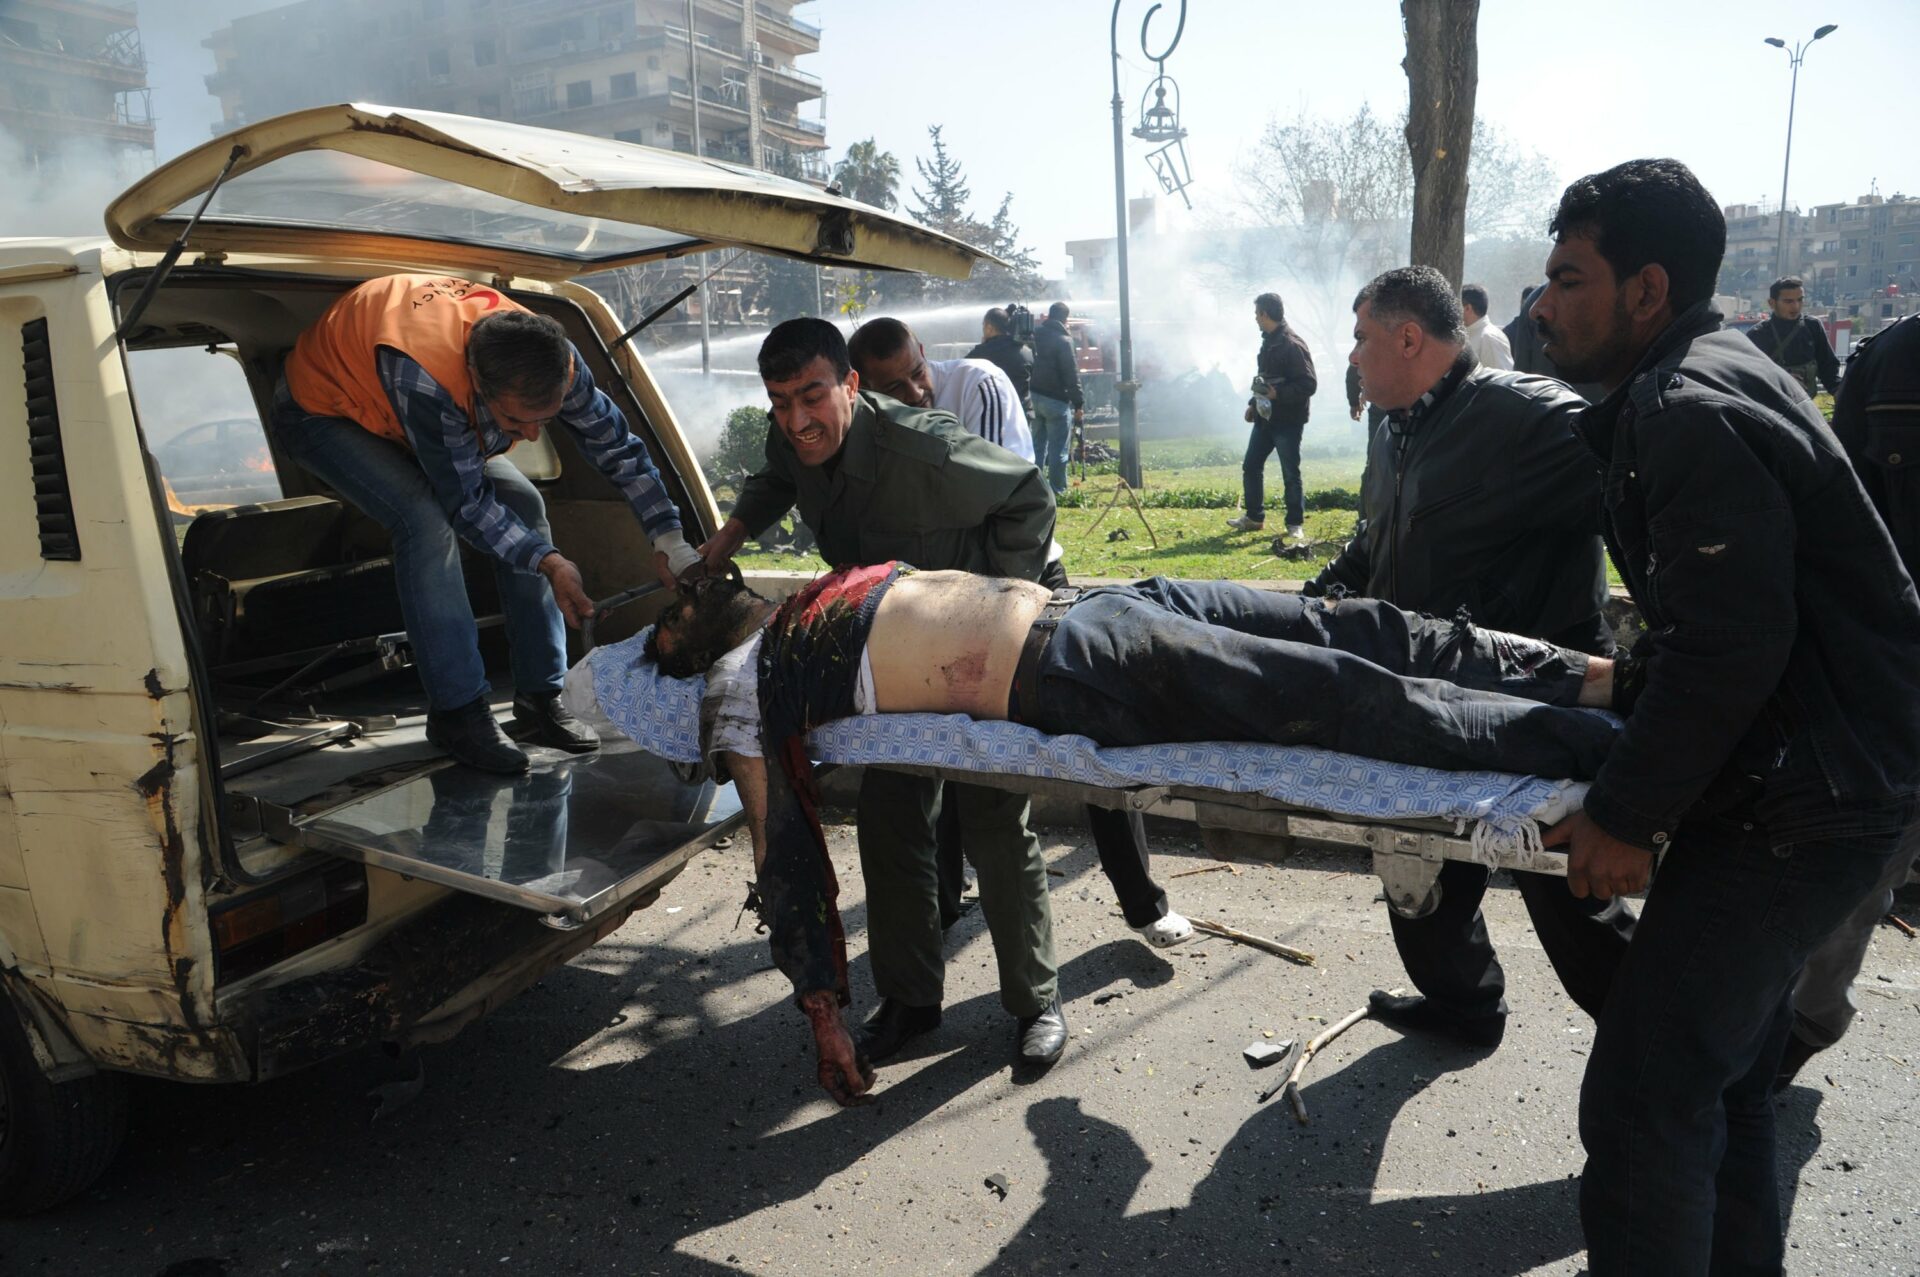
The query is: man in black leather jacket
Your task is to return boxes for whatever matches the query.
[1775,312,1920,1086]
[1226,293,1316,537]
[1306,265,1631,1052]
[1531,158,1920,1277]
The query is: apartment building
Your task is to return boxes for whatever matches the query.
[0,0,155,167]
[202,0,828,336]
[204,0,825,171]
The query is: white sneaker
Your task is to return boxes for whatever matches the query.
[1133,911,1194,949]
[1286,524,1306,540]
[1225,515,1265,532]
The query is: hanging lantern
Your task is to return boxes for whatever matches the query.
[1132,74,1185,144]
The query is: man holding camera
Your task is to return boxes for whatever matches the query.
[1227,292,1316,539]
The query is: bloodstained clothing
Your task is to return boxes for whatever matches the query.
[752,562,908,1005]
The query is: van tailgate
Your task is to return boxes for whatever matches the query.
[291,738,740,925]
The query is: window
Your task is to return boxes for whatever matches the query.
[474,38,496,66]
[610,71,637,99]
[427,48,451,76]
[565,80,591,109]
[126,346,282,515]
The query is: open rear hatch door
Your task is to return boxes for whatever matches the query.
[269,736,740,926]
[104,102,989,282]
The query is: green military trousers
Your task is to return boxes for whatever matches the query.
[855,770,1057,1018]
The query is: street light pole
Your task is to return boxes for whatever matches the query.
[1108,0,1187,492]
[1766,23,1837,281]
[1108,4,1140,489]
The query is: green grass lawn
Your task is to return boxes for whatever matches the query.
[726,439,1367,582]
[724,435,1626,586]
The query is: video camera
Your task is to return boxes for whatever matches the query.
[1005,302,1035,345]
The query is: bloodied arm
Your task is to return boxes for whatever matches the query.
[721,750,873,1105]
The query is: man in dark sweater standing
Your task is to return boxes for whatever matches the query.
[1531,159,1920,1276]
[1747,275,1841,397]
[1306,265,1631,1048]
[1227,292,1316,538]
[1029,302,1084,496]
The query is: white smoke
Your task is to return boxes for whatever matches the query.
[0,127,150,240]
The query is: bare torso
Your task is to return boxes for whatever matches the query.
[867,572,1051,719]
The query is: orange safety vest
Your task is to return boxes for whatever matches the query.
[284,274,530,445]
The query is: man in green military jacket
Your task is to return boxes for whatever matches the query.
[698,317,1068,1069]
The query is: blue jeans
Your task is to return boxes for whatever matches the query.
[1027,580,1612,779]
[271,407,566,711]
[1031,393,1073,494]
[1243,416,1304,526]
[1579,819,1906,1276]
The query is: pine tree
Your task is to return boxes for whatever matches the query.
[910,125,973,237]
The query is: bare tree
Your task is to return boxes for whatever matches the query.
[1220,101,1559,356]
[1402,0,1480,285]
[1211,105,1415,357]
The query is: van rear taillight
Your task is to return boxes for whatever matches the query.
[211,863,368,981]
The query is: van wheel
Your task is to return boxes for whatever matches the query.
[0,998,129,1215]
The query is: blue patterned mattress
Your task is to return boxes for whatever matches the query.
[577,627,1602,858]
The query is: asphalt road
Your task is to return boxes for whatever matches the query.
[7,825,1917,1276]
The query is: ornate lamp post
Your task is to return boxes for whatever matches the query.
[1109,0,1190,490]
[1764,23,1837,280]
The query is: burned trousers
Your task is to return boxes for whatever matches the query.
[1024,580,1612,780]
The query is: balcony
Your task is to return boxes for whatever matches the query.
[761,104,826,138]
[756,3,821,39]
[754,54,821,91]
[0,35,147,87]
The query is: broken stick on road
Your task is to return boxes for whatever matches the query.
[1190,917,1315,966]
[1263,989,1406,1121]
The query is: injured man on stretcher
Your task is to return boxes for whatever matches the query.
[641,562,1622,1105]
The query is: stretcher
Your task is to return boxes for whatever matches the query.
[575,619,1599,920]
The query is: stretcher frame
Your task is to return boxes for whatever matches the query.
[866,762,1572,920]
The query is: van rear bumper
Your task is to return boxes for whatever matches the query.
[231,880,666,1081]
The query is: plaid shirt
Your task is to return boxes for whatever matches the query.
[379,345,683,571]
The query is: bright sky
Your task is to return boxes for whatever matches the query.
[139,0,1919,276]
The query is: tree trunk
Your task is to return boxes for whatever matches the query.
[1402,0,1479,286]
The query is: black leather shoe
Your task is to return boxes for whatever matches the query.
[858,999,941,1063]
[426,697,530,774]
[1368,990,1505,1049]
[512,691,600,753]
[1016,997,1068,1066]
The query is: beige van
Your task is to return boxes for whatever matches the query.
[0,103,982,1213]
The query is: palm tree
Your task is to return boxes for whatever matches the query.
[832,139,901,211]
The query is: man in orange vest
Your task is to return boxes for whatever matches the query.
[274,274,700,773]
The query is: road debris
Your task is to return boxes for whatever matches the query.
[1191,917,1315,966]
[1243,1040,1294,1069]
[1168,862,1241,880]
[1266,989,1404,1119]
